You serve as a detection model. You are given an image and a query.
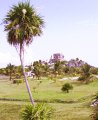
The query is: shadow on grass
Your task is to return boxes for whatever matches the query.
[0,97,77,104]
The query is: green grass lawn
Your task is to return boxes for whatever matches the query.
[0,101,93,120]
[0,77,97,119]
[0,78,98,102]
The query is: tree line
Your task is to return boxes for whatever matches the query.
[0,59,98,81]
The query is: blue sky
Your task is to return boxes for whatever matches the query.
[0,0,98,68]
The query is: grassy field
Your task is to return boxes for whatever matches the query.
[0,101,92,120]
[0,77,97,119]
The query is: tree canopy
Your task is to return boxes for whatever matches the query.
[4,2,44,46]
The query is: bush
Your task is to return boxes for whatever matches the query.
[21,103,54,120]
[13,79,23,84]
[78,75,91,84]
[89,67,98,75]
[61,83,73,93]
[94,93,98,100]
[78,76,86,81]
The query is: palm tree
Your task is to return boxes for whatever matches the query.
[4,2,44,105]
[33,60,43,80]
[6,63,15,80]
[54,60,65,76]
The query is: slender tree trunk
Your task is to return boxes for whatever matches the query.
[10,71,11,81]
[20,45,35,106]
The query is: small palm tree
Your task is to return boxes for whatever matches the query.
[4,1,44,105]
[6,63,15,80]
[21,103,54,120]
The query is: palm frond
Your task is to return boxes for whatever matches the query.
[4,1,44,46]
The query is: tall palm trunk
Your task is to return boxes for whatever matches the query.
[20,45,35,106]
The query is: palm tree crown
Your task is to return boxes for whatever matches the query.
[4,2,44,46]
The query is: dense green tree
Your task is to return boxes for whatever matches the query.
[78,63,91,83]
[5,63,15,80]
[61,83,73,93]
[81,63,91,77]
[4,1,44,105]
[14,65,23,78]
[43,62,50,76]
[54,60,65,77]
[0,68,6,75]
[64,66,69,74]
[33,60,43,79]
[89,67,98,75]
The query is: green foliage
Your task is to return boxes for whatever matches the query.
[4,2,44,46]
[81,63,91,77]
[78,75,91,84]
[13,79,23,85]
[78,76,86,81]
[33,60,43,79]
[93,93,98,101]
[15,73,22,79]
[21,103,54,120]
[5,63,15,80]
[4,64,23,79]
[54,60,65,76]
[61,83,73,93]
[64,66,69,74]
[89,67,98,75]
[32,61,51,78]
[78,63,91,83]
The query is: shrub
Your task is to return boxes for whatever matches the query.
[13,79,23,84]
[89,67,98,75]
[21,103,54,120]
[61,83,73,93]
[78,76,86,81]
[78,75,91,84]
[94,93,98,100]
[15,73,22,79]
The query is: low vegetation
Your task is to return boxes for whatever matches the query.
[21,103,54,120]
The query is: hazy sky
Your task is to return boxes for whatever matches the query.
[0,0,98,68]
